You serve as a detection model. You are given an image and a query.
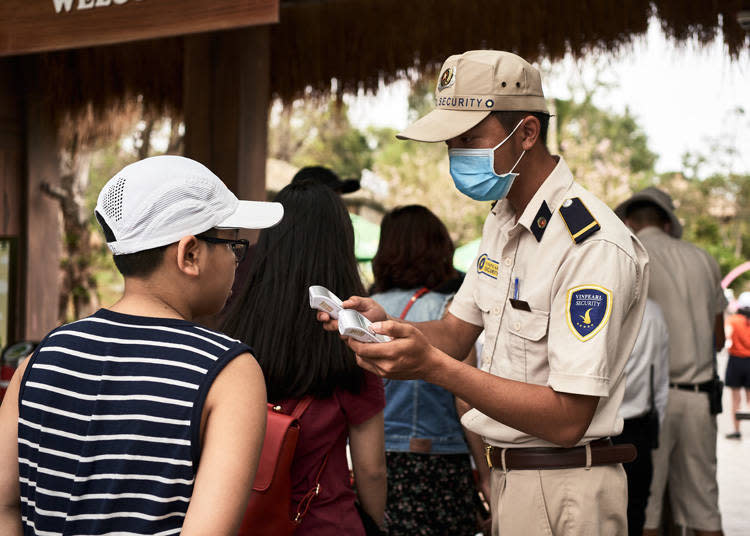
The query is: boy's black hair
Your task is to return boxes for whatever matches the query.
[113,247,169,278]
[492,110,550,147]
[97,211,218,278]
[222,181,366,402]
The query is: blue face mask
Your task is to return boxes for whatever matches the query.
[448,119,526,201]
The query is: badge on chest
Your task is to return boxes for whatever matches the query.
[477,253,499,279]
[566,285,612,341]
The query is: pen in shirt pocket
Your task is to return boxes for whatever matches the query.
[514,277,519,300]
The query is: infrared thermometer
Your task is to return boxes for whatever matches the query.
[338,309,391,344]
[309,285,344,319]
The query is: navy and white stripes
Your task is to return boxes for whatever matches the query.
[18,309,249,536]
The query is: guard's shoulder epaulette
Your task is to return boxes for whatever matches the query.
[559,197,600,244]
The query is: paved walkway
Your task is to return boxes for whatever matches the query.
[715,349,750,536]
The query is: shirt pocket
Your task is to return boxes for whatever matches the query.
[505,307,549,381]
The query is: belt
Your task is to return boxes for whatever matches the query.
[484,438,636,471]
[669,381,712,393]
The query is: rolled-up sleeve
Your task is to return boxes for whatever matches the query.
[449,259,484,327]
[547,240,640,397]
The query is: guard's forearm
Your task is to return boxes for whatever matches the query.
[408,318,475,360]
[459,407,491,482]
[428,351,597,447]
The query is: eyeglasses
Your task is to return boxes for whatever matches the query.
[196,235,250,263]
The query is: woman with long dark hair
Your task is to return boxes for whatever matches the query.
[371,205,485,535]
[223,181,386,534]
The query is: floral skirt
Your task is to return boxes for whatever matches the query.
[385,451,478,536]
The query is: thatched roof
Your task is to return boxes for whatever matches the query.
[25,0,750,128]
[272,0,749,101]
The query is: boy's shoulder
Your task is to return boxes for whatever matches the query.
[39,309,247,357]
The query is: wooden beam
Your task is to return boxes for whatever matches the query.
[23,60,63,340]
[0,58,24,238]
[0,0,278,57]
[184,25,271,243]
[0,57,26,344]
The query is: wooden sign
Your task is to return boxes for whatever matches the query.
[0,0,279,57]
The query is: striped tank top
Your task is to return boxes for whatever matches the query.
[17,308,251,536]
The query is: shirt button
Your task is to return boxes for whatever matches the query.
[504,257,512,266]
[493,307,501,316]
[513,322,521,331]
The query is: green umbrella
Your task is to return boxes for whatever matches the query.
[453,238,481,273]
[350,213,381,262]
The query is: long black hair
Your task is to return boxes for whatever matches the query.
[222,181,365,402]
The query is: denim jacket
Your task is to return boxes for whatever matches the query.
[372,288,469,454]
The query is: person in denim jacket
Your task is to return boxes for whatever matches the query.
[370,205,487,535]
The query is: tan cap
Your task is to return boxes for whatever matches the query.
[398,50,549,143]
[614,187,683,239]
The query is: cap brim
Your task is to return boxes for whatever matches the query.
[218,200,284,230]
[397,109,491,142]
[615,194,683,239]
[336,179,361,194]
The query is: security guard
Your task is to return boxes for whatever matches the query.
[616,187,726,536]
[320,50,649,534]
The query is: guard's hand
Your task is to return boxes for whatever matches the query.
[348,320,437,381]
[316,311,339,332]
[341,296,387,323]
[316,295,388,333]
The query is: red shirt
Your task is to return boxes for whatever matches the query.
[728,313,750,357]
[281,371,385,535]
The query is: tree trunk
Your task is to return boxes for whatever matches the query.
[42,137,100,323]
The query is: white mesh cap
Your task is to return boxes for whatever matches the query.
[95,155,283,255]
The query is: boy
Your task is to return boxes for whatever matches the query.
[0,156,282,535]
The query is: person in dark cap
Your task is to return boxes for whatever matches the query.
[615,186,726,536]
[292,166,361,194]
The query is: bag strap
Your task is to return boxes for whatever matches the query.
[282,394,333,525]
[649,364,655,412]
[293,450,331,524]
[290,396,314,420]
[399,287,430,320]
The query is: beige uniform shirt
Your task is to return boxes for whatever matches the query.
[451,157,649,448]
[636,227,727,384]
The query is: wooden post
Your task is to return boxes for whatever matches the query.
[0,57,25,344]
[22,59,63,340]
[184,25,271,232]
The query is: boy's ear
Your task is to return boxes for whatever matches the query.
[176,236,202,277]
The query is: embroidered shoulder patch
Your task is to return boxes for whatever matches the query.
[477,253,499,279]
[565,285,612,341]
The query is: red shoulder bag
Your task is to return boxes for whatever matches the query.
[238,396,329,535]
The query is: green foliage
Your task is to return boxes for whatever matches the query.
[555,96,658,206]
[86,142,133,307]
[659,168,750,293]
[269,98,373,180]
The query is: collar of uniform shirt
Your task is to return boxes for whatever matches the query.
[491,155,575,234]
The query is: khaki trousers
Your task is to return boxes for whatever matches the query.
[644,388,722,531]
[490,463,627,535]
